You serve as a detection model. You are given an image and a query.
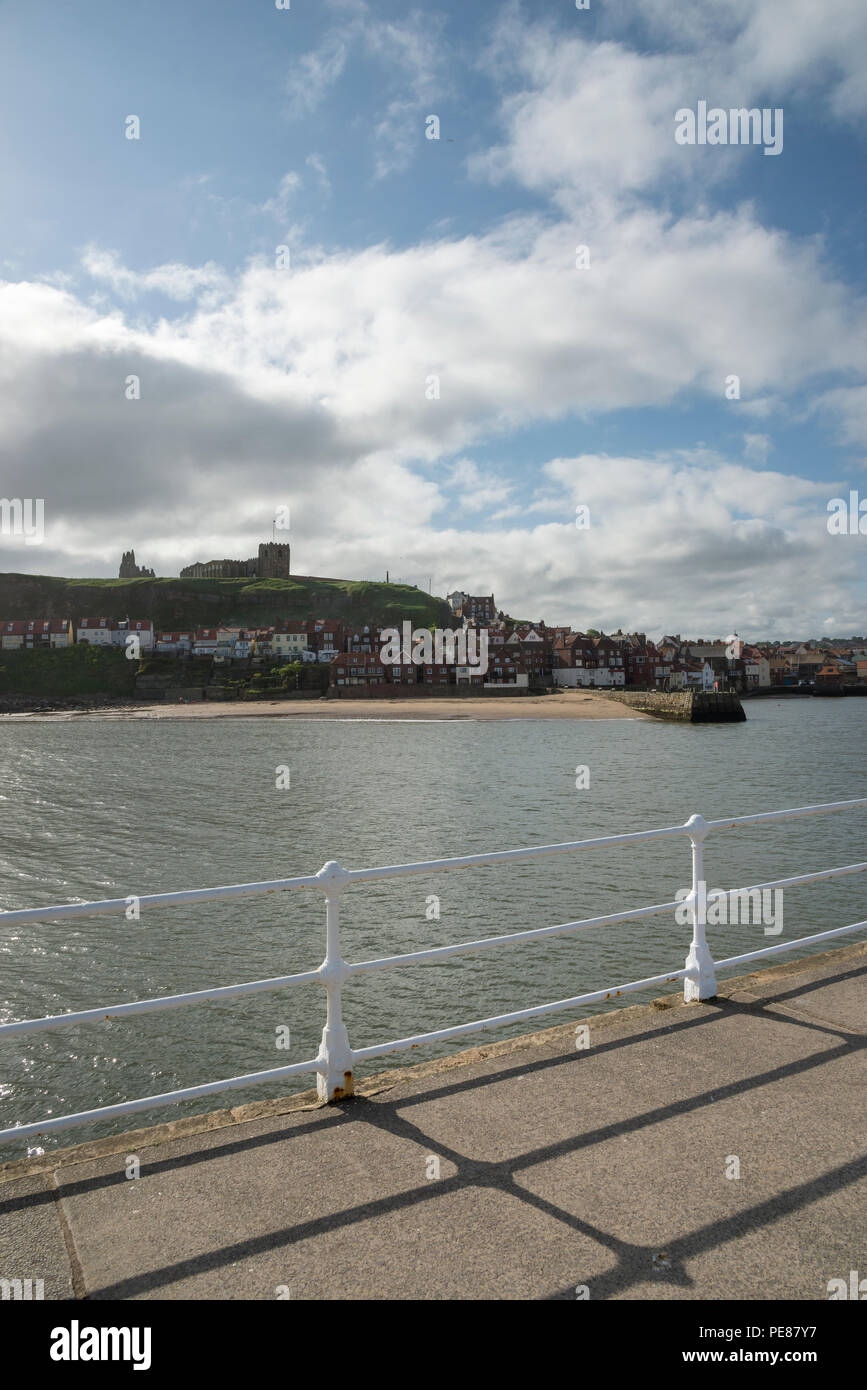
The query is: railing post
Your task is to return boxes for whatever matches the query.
[683,814,718,1002]
[315,860,354,1102]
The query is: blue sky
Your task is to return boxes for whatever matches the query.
[0,0,865,637]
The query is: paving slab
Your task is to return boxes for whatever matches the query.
[1,942,864,1301]
[0,1173,76,1300]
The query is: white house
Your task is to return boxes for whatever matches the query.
[77,617,117,646]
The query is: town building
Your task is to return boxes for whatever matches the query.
[330,652,387,687]
[484,651,528,687]
[459,594,496,625]
[76,617,117,646]
[156,630,194,655]
[117,619,154,651]
[193,628,219,657]
[0,620,26,649]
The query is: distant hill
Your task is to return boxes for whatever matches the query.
[0,573,451,632]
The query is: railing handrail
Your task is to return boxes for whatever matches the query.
[3,796,866,930]
[1,797,865,1146]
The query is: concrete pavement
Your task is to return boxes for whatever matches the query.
[1,942,865,1300]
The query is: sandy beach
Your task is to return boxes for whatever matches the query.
[2,692,650,722]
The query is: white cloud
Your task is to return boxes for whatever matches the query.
[743,433,772,463]
[284,2,450,176]
[305,153,332,196]
[285,29,352,117]
[258,172,302,222]
[81,247,229,303]
[3,1,866,636]
[813,385,867,453]
[442,458,513,513]
[1,255,863,635]
[473,1,867,209]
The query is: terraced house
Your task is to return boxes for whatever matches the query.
[0,618,74,649]
[78,618,153,650]
[330,652,386,687]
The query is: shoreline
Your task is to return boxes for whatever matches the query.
[0,692,651,722]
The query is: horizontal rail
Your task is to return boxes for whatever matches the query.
[2,798,865,930]
[351,965,690,1061]
[4,860,862,1041]
[715,919,867,971]
[4,916,864,1145]
[0,874,321,929]
[342,822,692,884]
[704,798,867,833]
[0,967,322,1039]
[347,899,681,975]
[348,863,867,977]
[1,797,864,1146]
[0,1057,322,1145]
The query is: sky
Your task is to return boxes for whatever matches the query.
[0,0,865,639]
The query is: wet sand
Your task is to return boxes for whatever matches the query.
[2,692,649,722]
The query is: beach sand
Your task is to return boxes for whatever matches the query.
[3,692,650,722]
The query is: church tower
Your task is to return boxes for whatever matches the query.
[257,541,290,579]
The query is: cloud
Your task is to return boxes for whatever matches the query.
[472,0,867,209]
[305,154,332,196]
[284,2,450,176]
[285,29,352,117]
[2,0,866,636]
[813,385,867,453]
[257,172,303,222]
[81,247,230,303]
[442,458,513,513]
[743,433,772,464]
[0,258,863,635]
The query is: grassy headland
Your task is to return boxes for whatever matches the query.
[0,573,450,631]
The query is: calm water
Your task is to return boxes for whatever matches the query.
[0,700,865,1159]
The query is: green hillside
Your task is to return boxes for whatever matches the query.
[0,573,451,631]
[0,644,137,697]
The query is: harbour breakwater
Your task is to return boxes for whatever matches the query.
[602,689,746,722]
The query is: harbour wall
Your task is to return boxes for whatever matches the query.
[601,689,746,722]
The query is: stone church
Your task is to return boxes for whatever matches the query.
[179,541,290,580]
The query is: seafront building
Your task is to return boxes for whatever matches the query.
[0,599,864,693]
[0,618,74,649]
[76,618,154,650]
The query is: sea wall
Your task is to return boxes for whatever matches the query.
[602,689,746,722]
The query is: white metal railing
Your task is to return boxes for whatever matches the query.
[0,798,865,1147]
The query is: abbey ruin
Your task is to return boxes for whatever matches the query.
[118,550,155,578]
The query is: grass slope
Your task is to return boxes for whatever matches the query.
[0,644,137,697]
[0,573,451,631]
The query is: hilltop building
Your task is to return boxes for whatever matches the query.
[118,550,155,578]
[180,541,290,581]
